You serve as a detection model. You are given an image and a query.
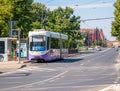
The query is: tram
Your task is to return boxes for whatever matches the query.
[28,29,68,62]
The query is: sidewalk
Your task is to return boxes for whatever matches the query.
[0,61,25,73]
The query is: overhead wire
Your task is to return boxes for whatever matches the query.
[80,17,114,28]
[80,17,114,22]
[44,0,55,5]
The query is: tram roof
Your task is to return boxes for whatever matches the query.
[29,29,68,39]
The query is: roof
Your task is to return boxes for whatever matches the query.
[29,29,68,39]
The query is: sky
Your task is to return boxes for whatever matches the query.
[34,0,116,41]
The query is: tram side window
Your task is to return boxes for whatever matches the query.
[47,37,50,50]
[62,39,68,48]
[51,38,60,49]
[0,41,5,53]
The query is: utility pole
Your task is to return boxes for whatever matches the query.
[17,29,21,63]
[11,29,21,63]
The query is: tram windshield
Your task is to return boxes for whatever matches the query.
[30,35,46,51]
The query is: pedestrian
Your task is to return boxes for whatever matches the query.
[14,49,17,61]
[16,47,20,61]
[7,48,10,61]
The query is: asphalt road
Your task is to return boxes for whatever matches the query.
[0,48,119,91]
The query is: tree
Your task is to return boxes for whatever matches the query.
[111,0,120,40]
[47,7,81,48]
[0,0,83,49]
[31,3,48,29]
[0,0,13,36]
[12,0,33,38]
[0,0,33,37]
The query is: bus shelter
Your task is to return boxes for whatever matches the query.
[0,38,17,62]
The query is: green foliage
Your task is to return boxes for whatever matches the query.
[0,0,13,36]
[0,1,83,49]
[31,21,42,29]
[12,0,33,38]
[111,0,120,40]
[31,3,48,29]
[46,7,81,48]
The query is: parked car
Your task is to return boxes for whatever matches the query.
[88,47,94,50]
[95,46,102,51]
[96,48,102,51]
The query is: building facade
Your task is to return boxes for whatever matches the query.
[80,28,107,47]
[111,40,120,48]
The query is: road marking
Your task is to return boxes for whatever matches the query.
[18,66,55,72]
[79,48,111,58]
[99,84,120,91]
[5,84,111,91]
[0,67,56,76]
[0,70,19,76]
[1,71,68,90]
[77,48,111,66]
[99,85,113,91]
[80,63,84,65]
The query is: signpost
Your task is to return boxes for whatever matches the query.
[10,28,21,63]
[9,20,21,63]
[9,20,16,37]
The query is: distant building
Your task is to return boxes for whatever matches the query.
[80,28,107,47]
[111,40,120,48]
[106,40,113,48]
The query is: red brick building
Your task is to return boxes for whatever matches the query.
[80,28,107,47]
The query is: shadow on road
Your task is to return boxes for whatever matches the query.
[56,58,83,63]
[29,58,83,64]
[44,58,83,63]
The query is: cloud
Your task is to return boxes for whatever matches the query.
[47,2,114,10]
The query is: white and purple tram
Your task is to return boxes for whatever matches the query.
[28,29,68,62]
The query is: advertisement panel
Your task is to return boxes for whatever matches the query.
[20,43,27,57]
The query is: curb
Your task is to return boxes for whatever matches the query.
[18,64,27,69]
[0,63,27,75]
